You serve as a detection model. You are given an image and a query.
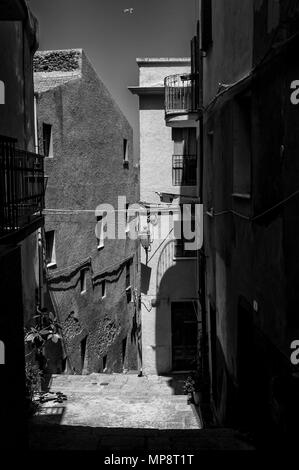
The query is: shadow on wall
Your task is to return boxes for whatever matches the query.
[153,240,198,375]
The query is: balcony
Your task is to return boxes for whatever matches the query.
[164,73,199,127]
[0,135,45,241]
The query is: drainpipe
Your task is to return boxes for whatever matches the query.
[198,37,209,398]
[34,94,39,154]
[198,116,210,403]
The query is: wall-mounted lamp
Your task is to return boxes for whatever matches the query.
[138,229,151,251]
[138,229,152,264]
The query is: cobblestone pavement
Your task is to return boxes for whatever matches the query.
[29,373,255,451]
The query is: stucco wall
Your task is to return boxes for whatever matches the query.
[35,50,140,374]
[136,60,199,375]
[202,0,254,106]
[202,1,299,434]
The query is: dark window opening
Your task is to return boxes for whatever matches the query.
[123,138,129,167]
[172,128,197,186]
[233,94,252,197]
[45,230,56,266]
[201,0,213,52]
[80,336,87,371]
[122,337,127,366]
[126,261,132,302]
[103,355,107,372]
[80,269,87,293]
[43,123,53,157]
[126,262,131,289]
[101,280,106,299]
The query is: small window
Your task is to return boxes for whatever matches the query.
[174,205,197,259]
[232,94,252,197]
[100,280,106,299]
[126,262,131,289]
[45,230,56,267]
[172,155,197,186]
[126,262,132,302]
[80,269,87,294]
[123,138,129,167]
[96,215,105,250]
[172,128,197,186]
[125,203,130,234]
[201,0,213,52]
[103,355,107,372]
[80,336,87,371]
[43,123,54,157]
[122,337,127,366]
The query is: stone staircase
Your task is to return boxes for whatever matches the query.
[29,373,255,451]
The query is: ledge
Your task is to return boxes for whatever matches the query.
[232,193,251,200]
[128,86,164,96]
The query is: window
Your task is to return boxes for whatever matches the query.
[125,203,130,234]
[80,336,87,371]
[96,215,105,250]
[122,337,127,367]
[45,230,56,267]
[123,138,129,167]
[233,94,252,197]
[172,155,197,186]
[126,261,132,302]
[102,355,107,372]
[43,123,54,157]
[100,280,106,299]
[174,205,197,259]
[172,128,197,186]
[201,0,213,52]
[80,269,87,294]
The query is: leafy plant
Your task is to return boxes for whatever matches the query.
[183,371,202,394]
[25,308,62,348]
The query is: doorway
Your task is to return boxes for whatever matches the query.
[171,302,197,371]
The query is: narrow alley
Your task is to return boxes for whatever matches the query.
[2,0,299,456]
[29,374,254,452]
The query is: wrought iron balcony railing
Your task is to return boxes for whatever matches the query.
[0,135,45,238]
[164,73,198,115]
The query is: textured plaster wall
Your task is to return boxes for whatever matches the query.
[202,1,299,429]
[202,0,254,106]
[35,50,140,374]
[138,59,191,87]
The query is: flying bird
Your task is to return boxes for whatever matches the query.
[123,8,134,14]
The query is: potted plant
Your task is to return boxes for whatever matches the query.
[183,371,203,406]
[25,307,62,391]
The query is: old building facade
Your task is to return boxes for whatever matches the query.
[34,49,140,375]
[0,0,44,448]
[191,0,299,443]
[130,59,201,375]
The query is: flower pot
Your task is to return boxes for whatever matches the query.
[193,391,201,406]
